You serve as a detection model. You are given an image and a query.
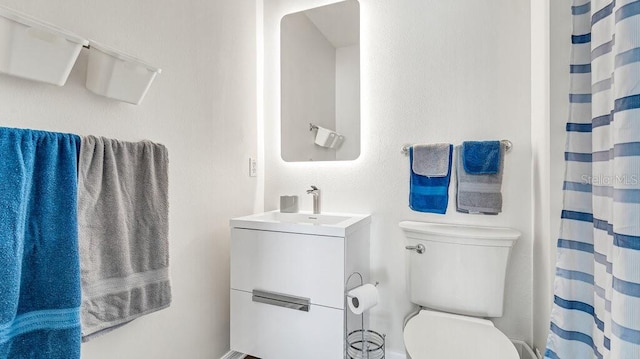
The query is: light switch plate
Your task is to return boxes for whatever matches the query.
[249,157,257,177]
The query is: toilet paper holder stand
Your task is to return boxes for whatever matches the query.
[346,272,379,300]
[345,272,385,359]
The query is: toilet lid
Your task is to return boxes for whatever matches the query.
[404,310,519,359]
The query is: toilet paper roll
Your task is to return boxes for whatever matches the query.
[314,127,336,147]
[347,284,379,315]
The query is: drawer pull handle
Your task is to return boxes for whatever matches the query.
[252,289,310,312]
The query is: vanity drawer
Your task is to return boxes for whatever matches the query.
[230,289,344,359]
[231,228,345,309]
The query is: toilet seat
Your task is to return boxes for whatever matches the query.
[404,310,518,359]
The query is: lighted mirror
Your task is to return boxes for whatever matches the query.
[280,0,360,162]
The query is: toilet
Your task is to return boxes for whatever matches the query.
[399,221,521,359]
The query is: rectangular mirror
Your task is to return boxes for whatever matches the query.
[280,0,360,162]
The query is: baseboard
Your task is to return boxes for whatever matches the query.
[221,350,404,359]
[386,350,407,359]
[220,351,246,359]
[222,344,530,359]
[510,340,537,359]
[385,341,535,359]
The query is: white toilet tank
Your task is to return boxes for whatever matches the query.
[400,221,521,317]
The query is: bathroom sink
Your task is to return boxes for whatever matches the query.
[230,210,370,237]
[254,212,351,225]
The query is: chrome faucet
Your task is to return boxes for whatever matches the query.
[306,185,321,214]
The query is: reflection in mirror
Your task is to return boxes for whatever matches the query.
[281,0,360,162]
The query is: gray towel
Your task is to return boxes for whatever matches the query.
[455,144,504,214]
[78,136,170,341]
[412,143,451,177]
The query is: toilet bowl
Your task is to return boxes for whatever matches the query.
[399,221,522,359]
[404,309,518,359]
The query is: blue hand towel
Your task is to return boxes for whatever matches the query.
[409,144,453,214]
[462,141,501,174]
[0,127,82,359]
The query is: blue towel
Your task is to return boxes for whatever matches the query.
[0,127,81,359]
[462,141,501,174]
[409,144,453,214]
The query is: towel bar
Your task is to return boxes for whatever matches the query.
[401,140,512,156]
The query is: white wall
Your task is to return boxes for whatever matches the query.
[0,0,257,358]
[549,0,571,295]
[264,0,532,354]
[531,0,551,355]
[531,0,571,354]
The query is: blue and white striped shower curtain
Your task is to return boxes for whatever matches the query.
[545,1,640,358]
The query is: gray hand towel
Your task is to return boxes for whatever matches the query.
[78,136,170,341]
[455,144,504,214]
[412,143,451,177]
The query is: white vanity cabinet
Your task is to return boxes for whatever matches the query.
[230,211,370,359]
